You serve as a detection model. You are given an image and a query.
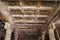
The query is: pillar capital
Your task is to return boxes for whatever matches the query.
[51,23,56,30]
[4,22,13,30]
[49,23,56,30]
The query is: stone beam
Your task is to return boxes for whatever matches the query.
[7,6,52,10]
[12,15,48,17]
[14,20,45,24]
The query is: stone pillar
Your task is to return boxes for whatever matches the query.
[55,30,60,40]
[41,32,45,40]
[38,36,41,40]
[48,23,56,40]
[49,29,56,40]
[52,23,60,40]
[4,22,12,40]
[5,29,12,40]
[14,29,19,40]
